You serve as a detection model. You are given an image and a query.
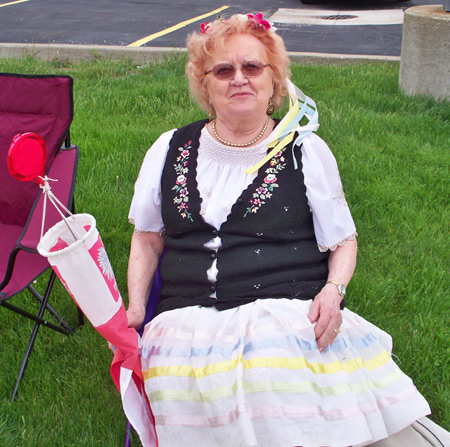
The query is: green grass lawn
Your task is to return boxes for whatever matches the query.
[0,55,449,446]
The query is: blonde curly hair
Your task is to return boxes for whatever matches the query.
[186,14,290,117]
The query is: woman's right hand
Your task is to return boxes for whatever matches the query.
[126,303,146,329]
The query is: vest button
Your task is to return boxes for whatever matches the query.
[237,198,243,204]
[210,284,216,291]
[212,229,218,236]
[210,252,217,260]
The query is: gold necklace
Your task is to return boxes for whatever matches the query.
[211,118,269,148]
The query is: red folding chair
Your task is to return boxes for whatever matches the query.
[0,73,83,401]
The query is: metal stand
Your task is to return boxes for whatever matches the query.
[0,270,83,402]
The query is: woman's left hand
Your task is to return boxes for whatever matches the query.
[309,239,358,351]
[308,284,343,351]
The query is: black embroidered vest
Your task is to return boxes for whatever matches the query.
[158,119,329,314]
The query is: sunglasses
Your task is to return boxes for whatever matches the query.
[205,61,271,80]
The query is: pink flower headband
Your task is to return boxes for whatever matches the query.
[200,22,211,34]
[199,12,274,35]
[247,12,272,30]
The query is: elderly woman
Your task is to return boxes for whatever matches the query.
[127,13,431,447]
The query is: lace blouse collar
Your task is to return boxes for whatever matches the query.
[199,125,269,166]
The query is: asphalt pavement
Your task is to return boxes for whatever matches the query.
[0,0,443,58]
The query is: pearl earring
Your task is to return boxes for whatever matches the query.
[267,98,274,116]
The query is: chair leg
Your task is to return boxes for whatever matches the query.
[28,272,85,330]
[77,306,84,327]
[11,270,57,401]
[11,314,42,402]
[7,271,85,401]
[125,420,132,447]
[28,271,73,332]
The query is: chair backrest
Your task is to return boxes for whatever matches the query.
[0,74,73,227]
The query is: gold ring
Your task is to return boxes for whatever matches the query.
[334,329,340,334]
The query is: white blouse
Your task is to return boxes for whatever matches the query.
[129,125,357,253]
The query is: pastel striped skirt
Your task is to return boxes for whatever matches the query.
[140,299,430,447]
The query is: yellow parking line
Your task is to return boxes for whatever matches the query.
[0,0,30,7]
[128,5,230,47]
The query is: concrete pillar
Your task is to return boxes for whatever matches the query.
[399,5,450,100]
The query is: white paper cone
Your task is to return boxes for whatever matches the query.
[37,213,122,328]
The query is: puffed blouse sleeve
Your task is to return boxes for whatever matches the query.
[301,133,357,252]
[128,129,176,233]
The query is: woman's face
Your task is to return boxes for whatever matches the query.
[205,33,274,122]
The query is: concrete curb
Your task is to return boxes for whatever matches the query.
[0,43,400,65]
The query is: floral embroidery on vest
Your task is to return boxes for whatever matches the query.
[172,141,194,221]
[244,151,287,217]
